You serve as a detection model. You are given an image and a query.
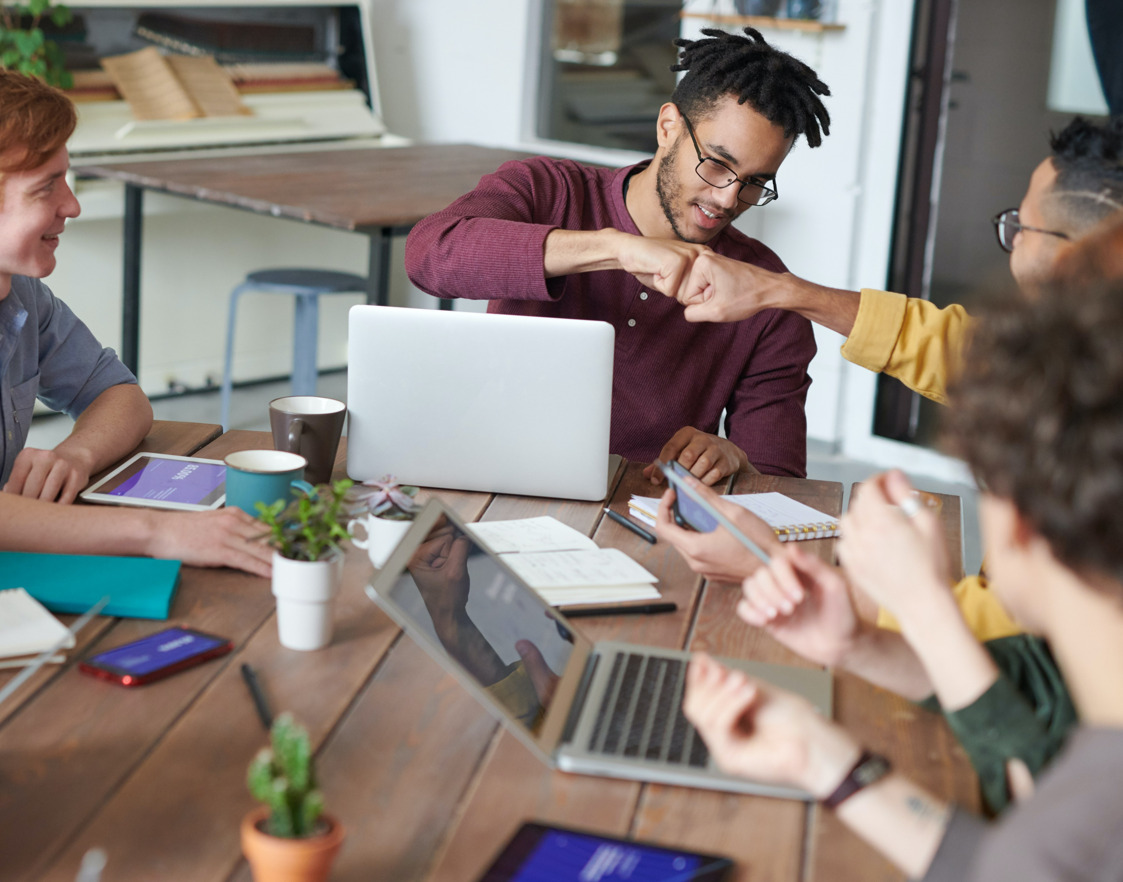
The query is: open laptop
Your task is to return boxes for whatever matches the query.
[347,305,614,500]
[366,500,833,798]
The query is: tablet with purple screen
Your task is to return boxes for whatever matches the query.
[80,452,226,511]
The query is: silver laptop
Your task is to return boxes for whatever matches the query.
[366,500,832,798]
[347,305,614,500]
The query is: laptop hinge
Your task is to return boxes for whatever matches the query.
[560,652,601,747]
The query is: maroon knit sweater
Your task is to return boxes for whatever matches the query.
[404,156,815,477]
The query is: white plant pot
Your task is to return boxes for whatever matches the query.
[348,515,413,569]
[271,551,343,651]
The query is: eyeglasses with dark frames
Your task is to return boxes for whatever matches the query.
[991,208,1070,253]
[679,110,778,207]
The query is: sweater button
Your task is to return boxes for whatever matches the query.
[639,292,648,301]
[627,319,636,328]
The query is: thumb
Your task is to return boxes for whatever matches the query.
[516,640,555,700]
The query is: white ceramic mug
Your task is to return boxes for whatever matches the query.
[348,514,412,569]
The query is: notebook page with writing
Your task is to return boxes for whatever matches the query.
[628,491,838,541]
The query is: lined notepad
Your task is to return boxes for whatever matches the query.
[467,517,661,606]
[628,492,839,541]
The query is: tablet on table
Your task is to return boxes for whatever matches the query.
[80,452,226,511]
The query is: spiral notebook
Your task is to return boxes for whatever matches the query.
[628,492,839,541]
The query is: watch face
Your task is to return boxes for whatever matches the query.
[855,755,891,786]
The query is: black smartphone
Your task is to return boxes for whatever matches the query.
[666,460,719,533]
[475,821,733,882]
[79,626,233,687]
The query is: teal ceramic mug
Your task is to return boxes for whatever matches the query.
[224,449,307,515]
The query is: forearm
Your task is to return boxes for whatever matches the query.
[0,491,158,556]
[431,609,509,685]
[770,276,862,338]
[835,774,952,879]
[895,582,1000,712]
[543,228,632,277]
[57,384,152,475]
[838,625,936,702]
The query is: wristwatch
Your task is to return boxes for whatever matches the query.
[821,750,892,809]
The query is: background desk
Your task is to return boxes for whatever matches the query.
[79,144,530,373]
[0,431,978,882]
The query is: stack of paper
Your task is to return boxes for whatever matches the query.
[467,517,661,606]
[629,491,839,541]
[0,588,74,669]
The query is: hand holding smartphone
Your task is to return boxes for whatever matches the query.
[79,626,233,687]
[659,460,771,564]
[666,460,719,533]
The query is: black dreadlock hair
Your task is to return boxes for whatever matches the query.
[670,27,830,147]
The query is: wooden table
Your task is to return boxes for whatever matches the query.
[0,430,978,882]
[78,144,530,373]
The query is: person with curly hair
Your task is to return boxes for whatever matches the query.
[406,28,830,483]
[685,272,1123,881]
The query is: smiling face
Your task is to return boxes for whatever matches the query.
[650,96,792,244]
[0,145,80,299]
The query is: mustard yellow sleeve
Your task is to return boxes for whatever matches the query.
[877,573,1022,641]
[841,289,974,406]
[487,662,545,730]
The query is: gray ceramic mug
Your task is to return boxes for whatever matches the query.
[269,396,347,486]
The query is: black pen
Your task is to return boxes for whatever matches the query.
[603,507,657,544]
[241,663,273,731]
[562,602,677,618]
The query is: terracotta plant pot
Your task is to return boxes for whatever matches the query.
[241,807,345,882]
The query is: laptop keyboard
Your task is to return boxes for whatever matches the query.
[586,652,709,768]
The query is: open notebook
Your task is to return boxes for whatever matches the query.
[628,492,839,541]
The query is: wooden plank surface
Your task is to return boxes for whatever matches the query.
[80,145,532,231]
[0,443,978,882]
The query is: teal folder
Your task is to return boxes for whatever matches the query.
[0,552,181,619]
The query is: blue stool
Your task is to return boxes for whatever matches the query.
[220,268,367,430]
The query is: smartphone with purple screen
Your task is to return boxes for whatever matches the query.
[475,822,733,882]
[666,461,719,532]
[79,626,233,687]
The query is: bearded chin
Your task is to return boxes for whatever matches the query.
[655,142,709,245]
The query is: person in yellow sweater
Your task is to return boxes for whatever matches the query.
[660,116,1123,640]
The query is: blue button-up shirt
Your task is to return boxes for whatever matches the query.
[0,276,137,484]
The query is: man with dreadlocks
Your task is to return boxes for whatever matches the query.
[406,28,831,484]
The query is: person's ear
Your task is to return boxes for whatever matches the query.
[655,103,682,150]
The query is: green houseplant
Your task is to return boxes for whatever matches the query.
[0,0,74,88]
[256,480,357,651]
[241,713,344,882]
[256,478,355,564]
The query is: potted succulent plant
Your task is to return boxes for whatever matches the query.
[346,475,421,569]
[242,713,344,882]
[256,480,354,651]
[0,0,74,88]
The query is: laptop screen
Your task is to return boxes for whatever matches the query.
[382,510,578,734]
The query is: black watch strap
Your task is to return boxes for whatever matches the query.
[821,750,892,809]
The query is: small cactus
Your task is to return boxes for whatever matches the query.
[246,713,325,838]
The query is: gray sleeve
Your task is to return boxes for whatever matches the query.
[31,281,137,417]
[921,809,988,882]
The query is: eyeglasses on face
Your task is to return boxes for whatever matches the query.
[991,208,1070,253]
[678,109,778,207]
